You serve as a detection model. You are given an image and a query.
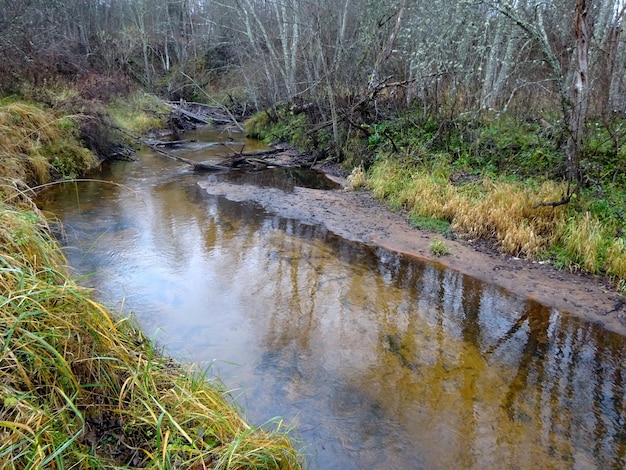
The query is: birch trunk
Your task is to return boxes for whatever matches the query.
[565,0,591,184]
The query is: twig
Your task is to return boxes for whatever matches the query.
[533,183,580,209]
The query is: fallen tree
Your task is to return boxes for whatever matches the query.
[146,141,284,172]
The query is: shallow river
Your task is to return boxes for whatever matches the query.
[37,128,626,469]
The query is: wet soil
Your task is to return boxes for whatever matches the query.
[198,158,626,337]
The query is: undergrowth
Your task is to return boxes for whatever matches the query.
[246,104,626,290]
[108,92,168,136]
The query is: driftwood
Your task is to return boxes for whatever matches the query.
[166,103,211,125]
[216,148,282,169]
[147,144,229,172]
[145,139,194,147]
[164,101,236,126]
[148,141,284,172]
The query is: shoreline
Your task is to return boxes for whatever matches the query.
[198,172,626,337]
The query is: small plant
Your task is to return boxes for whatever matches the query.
[429,238,450,256]
[346,166,367,190]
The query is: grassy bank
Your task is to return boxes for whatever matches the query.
[246,106,626,292]
[0,96,302,468]
[363,159,626,287]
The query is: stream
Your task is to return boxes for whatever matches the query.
[37,127,626,469]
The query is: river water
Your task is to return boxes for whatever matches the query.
[37,128,626,469]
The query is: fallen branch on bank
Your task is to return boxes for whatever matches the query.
[533,184,580,209]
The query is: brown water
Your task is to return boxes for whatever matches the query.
[38,128,626,470]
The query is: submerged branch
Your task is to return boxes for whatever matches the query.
[147,143,230,171]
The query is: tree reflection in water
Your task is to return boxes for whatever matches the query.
[38,147,626,470]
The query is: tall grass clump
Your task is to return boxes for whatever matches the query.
[0,196,302,469]
[366,158,626,286]
[0,100,96,184]
[606,238,626,283]
[368,159,622,262]
[556,213,626,280]
[108,92,167,136]
[450,179,567,256]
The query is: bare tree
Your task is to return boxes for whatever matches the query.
[566,0,592,184]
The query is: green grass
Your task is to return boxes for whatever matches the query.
[409,215,452,237]
[0,193,302,469]
[429,239,450,256]
[0,96,302,469]
[108,92,167,136]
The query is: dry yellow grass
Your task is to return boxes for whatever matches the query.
[0,102,57,184]
[450,180,567,257]
[346,166,367,190]
[0,101,96,185]
[606,238,626,282]
[367,159,625,286]
[369,160,567,258]
[560,213,607,272]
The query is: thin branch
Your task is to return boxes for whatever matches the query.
[179,71,244,131]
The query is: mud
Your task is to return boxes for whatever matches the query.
[198,170,626,337]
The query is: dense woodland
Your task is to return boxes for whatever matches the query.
[2,1,625,180]
[2,0,626,284]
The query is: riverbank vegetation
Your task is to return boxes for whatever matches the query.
[0,95,301,467]
[1,0,625,463]
[247,100,626,291]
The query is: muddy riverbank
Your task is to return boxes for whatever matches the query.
[197,164,626,337]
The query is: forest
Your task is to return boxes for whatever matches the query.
[2,1,624,168]
[1,1,626,467]
[2,0,626,281]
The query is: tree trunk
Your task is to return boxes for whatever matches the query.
[368,0,408,90]
[566,0,591,184]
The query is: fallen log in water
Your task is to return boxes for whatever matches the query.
[164,101,238,126]
[145,138,194,147]
[147,143,230,172]
[147,142,286,172]
[165,103,211,125]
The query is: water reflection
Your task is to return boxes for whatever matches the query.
[37,145,626,470]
